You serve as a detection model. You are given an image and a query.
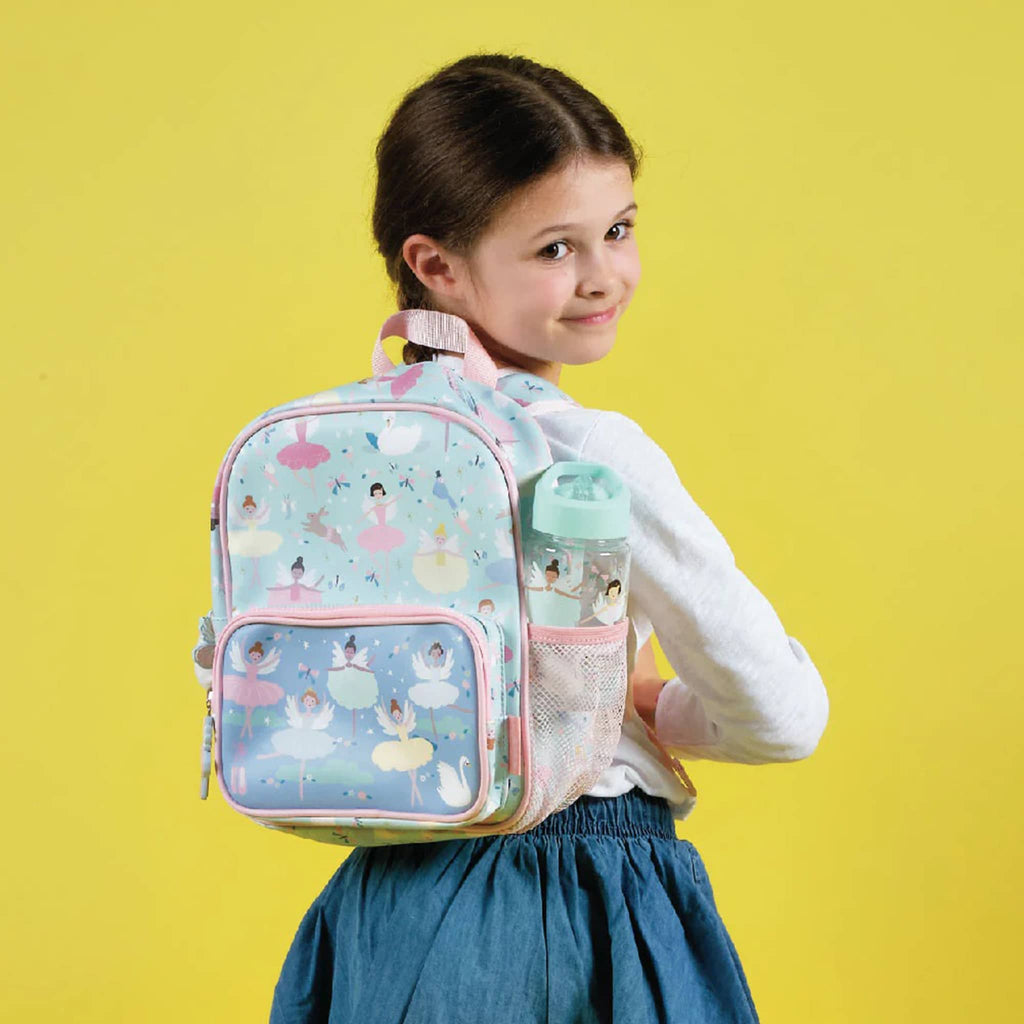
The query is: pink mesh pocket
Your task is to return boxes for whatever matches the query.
[513,619,629,832]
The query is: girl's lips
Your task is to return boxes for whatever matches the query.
[563,304,619,325]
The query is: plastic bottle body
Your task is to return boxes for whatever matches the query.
[524,529,630,627]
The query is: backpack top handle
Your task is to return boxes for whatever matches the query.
[372,309,499,389]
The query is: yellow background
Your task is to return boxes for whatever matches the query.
[3,2,1020,1020]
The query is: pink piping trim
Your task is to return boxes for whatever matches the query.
[212,606,493,822]
[526,619,629,645]
[214,400,540,829]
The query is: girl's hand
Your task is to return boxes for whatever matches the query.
[630,636,667,729]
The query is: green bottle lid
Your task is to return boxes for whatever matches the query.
[531,462,631,540]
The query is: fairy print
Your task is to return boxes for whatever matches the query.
[408,640,465,738]
[525,557,582,626]
[412,523,469,594]
[257,690,337,801]
[370,699,435,807]
[357,483,405,586]
[578,578,627,625]
[222,639,284,740]
[326,634,381,738]
[227,495,282,585]
[276,416,330,493]
[266,556,324,607]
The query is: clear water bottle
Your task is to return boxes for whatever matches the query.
[523,462,631,628]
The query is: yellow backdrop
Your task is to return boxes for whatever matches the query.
[3,2,1020,1020]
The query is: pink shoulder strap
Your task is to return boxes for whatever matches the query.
[372,310,499,389]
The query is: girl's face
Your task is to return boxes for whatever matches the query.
[249,648,263,663]
[409,156,641,382]
[303,694,317,709]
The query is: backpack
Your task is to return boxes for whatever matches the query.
[192,309,696,847]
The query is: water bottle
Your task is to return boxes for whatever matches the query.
[523,462,631,628]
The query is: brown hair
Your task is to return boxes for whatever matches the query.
[371,53,643,364]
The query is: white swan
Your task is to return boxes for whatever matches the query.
[436,755,472,807]
[377,412,422,455]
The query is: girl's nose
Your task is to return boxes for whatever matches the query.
[575,250,616,298]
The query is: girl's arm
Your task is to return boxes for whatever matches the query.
[564,409,830,765]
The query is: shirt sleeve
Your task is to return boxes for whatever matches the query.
[578,410,830,765]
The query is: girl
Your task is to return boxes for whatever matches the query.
[269,53,829,1023]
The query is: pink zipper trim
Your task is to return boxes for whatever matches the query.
[214,401,536,827]
[213,606,495,822]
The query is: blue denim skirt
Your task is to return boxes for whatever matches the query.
[269,789,760,1023]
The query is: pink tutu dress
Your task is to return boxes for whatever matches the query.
[358,502,405,554]
[223,660,285,708]
[277,420,330,470]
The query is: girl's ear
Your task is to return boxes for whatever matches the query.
[402,234,466,301]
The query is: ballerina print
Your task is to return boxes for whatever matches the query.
[371,698,435,808]
[412,522,469,594]
[257,689,336,801]
[266,555,325,607]
[578,578,627,626]
[357,483,405,587]
[276,416,330,494]
[525,557,583,626]
[326,634,381,738]
[226,495,282,585]
[222,638,284,739]
[408,640,468,738]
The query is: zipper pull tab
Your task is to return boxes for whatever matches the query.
[199,692,215,799]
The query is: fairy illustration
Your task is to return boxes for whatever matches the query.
[222,639,284,739]
[257,689,337,801]
[226,495,282,584]
[266,556,325,607]
[357,482,405,587]
[276,416,330,494]
[579,578,627,626]
[525,557,582,626]
[326,634,381,738]
[412,522,469,594]
[408,640,463,738]
[370,699,435,807]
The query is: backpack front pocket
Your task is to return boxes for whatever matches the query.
[211,605,504,826]
[515,617,629,831]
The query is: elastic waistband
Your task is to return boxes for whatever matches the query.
[525,788,676,839]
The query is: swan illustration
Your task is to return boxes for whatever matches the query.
[436,755,473,808]
[367,412,422,455]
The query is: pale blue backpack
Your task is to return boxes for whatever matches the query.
[192,310,690,847]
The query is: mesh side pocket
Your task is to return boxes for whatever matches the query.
[513,620,629,833]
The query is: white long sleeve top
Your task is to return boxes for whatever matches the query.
[527,396,830,820]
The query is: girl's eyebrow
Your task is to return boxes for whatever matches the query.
[529,202,638,242]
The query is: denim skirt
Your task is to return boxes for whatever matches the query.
[269,788,760,1023]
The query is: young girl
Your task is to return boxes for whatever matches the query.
[269,53,829,1023]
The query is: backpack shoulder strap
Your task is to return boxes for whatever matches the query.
[494,370,582,416]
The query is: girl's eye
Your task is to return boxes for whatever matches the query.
[537,220,636,262]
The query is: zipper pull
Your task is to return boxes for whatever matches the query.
[199,691,215,799]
